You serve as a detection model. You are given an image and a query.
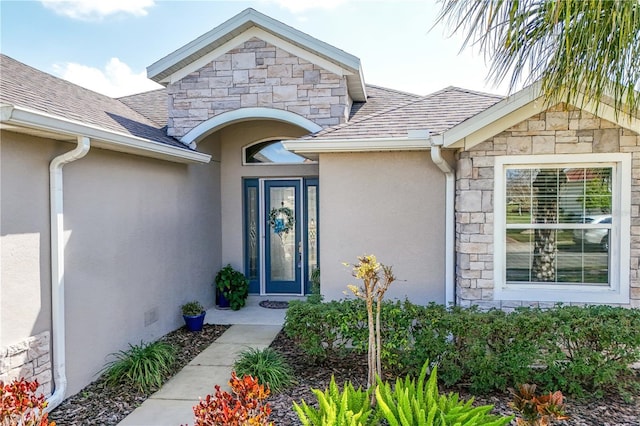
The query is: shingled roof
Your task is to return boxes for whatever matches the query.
[349,85,423,120]
[1,53,502,154]
[118,89,168,127]
[307,86,503,140]
[0,54,185,149]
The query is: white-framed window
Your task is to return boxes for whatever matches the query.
[493,153,631,304]
[243,139,315,165]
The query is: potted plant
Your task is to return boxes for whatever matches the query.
[215,264,249,310]
[181,301,206,332]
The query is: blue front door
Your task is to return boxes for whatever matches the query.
[244,178,318,295]
[265,179,302,294]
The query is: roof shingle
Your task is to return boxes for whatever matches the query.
[0,54,186,149]
[1,54,503,149]
[349,84,423,119]
[309,86,503,140]
[118,89,168,127]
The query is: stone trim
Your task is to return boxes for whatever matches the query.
[0,331,52,396]
[168,37,349,138]
[455,104,640,310]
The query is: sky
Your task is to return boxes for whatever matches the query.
[0,0,511,98]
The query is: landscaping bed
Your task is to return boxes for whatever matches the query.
[268,330,640,426]
[48,321,639,425]
[48,324,228,426]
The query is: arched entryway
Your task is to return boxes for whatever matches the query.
[180,107,322,148]
[186,108,320,295]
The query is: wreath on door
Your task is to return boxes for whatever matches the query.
[269,205,295,236]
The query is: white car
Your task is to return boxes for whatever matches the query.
[573,215,611,251]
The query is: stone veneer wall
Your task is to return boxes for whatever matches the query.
[167,37,350,138]
[455,104,640,309]
[0,332,51,395]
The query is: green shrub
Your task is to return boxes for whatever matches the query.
[366,299,413,373]
[398,302,452,378]
[336,298,369,352]
[285,299,640,398]
[437,305,640,396]
[181,300,204,316]
[233,347,294,393]
[307,267,323,304]
[293,376,374,426]
[100,340,175,393]
[215,264,249,310]
[285,299,451,375]
[436,307,547,393]
[284,300,351,362]
[377,301,449,376]
[376,362,513,426]
[532,305,640,397]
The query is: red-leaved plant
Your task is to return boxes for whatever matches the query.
[190,371,273,426]
[0,378,55,426]
[509,383,569,426]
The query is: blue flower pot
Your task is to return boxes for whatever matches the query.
[183,312,205,332]
[217,290,230,309]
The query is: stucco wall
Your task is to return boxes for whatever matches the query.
[167,37,349,138]
[1,133,60,347]
[215,120,318,277]
[319,151,447,304]
[1,133,63,395]
[0,130,221,397]
[455,104,640,309]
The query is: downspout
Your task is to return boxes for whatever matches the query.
[47,136,91,410]
[429,137,456,306]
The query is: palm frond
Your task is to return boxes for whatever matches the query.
[435,0,640,118]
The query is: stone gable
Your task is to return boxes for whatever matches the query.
[167,37,350,138]
[455,104,640,309]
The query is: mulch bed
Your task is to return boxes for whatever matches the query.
[48,324,228,426]
[267,330,640,426]
[49,324,639,425]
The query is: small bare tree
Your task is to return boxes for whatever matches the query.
[345,255,396,403]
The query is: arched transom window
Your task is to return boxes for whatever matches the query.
[244,140,312,165]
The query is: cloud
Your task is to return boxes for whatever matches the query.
[264,0,348,13]
[40,0,155,20]
[53,58,163,97]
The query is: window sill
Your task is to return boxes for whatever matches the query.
[494,284,630,304]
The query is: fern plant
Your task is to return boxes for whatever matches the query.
[375,361,513,426]
[293,376,374,426]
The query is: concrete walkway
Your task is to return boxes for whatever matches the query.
[118,316,283,425]
[204,295,295,326]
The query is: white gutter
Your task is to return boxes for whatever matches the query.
[284,131,454,304]
[283,137,431,155]
[284,137,431,162]
[429,135,456,307]
[0,103,209,409]
[0,104,210,164]
[46,135,91,410]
